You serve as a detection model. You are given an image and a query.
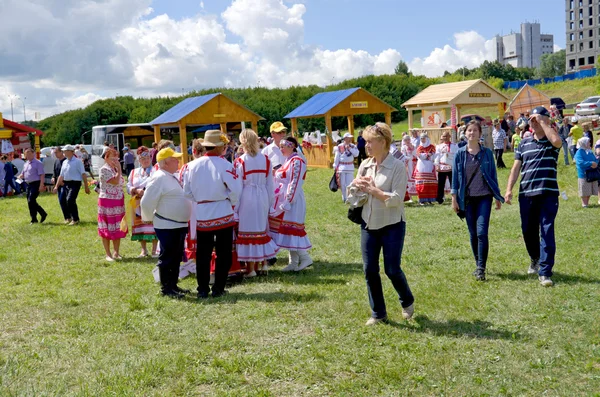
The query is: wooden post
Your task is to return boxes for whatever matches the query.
[497,102,505,118]
[408,109,414,130]
[220,123,227,134]
[251,120,257,133]
[325,113,333,168]
[178,121,188,164]
[385,112,392,127]
[347,115,355,138]
[291,118,298,138]
[153,125,161,143]
[34,135,40,159]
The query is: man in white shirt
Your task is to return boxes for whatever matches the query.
[141,148,192,299]
[262,121,288,171]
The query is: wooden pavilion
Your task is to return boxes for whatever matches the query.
[0,112,44,158]
[150,93,264,163]
[285,87,397,168]
[402,79,510,144]
[508,84,550,117]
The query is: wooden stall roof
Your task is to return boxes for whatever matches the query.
[150,93,265,126]
[508,84,550,116]
[285,87,397,119]
[2,118,44,137]
[402,79,510,109]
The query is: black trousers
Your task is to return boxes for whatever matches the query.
[63,181,82,222]
[155,227,187,293]
[358,148,367,164]
[437,171,452,204]
[26,181,46,222]
[196,226,233,296]
[494,149,506,168]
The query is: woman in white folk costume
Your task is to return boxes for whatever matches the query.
[183,130,242,299]
[400,135,418,198]
[333,132,359,202]
[434,131,458,204]
[127,146,158,258]
[269,137,313,272]
[414,132,438,205]
[178,138,205,265]
[234,129,279,277]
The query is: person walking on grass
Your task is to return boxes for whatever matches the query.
[352,122,415,325]
[558,117,572,166]
[492,120,507,169]
[142,148,192,299]
[568,119,583,158]
[51,147,70,223]
[434,130,457,204]
[333,132,359,203]
[54,145,90,225]
[573,137,598,208]
[505,106,562,287]
[18,149,47,224]
[97,148,127,262]
[451,121,504,281]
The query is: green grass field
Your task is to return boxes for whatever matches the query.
[1,154,599,396]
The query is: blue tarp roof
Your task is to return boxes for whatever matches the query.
[150,93,220,125]
[284,88,360,118]
[190,124,221,133]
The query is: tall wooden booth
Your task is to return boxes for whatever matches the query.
[150,93,264,163]
[402,79,510,148]
[285,87,397,168]
[0,112,44,158]
[508,84,550,117]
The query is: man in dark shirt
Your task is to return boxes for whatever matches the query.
[51,147,70,223]
[356,130,367,165]
[558,117,572,166]
[505,106,562,287]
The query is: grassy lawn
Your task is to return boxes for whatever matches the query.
[1,154,600,396]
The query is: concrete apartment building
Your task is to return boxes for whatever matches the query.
[491,22,554,68]
[566,0,600,71]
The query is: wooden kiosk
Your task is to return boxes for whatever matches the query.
[285,87,397,168]
[508,84,550,117]
[402,79,510,146]
[150,93,264,163]
[0,112,44,158]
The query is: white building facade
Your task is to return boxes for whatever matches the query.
[491,22,554,68]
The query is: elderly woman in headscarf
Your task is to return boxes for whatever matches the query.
[400,135,417,199]
[574,137,599,208]
[414,132,437,205]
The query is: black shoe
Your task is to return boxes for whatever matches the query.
[472,269,486,281]
[174,285,191,294]
[161,290,184,299]
[197,291,209,299]
[268,257,277,266]
[40,213,47,223]
[30,220,38,225]
[211,290,229,298]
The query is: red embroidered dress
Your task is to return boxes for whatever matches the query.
[269,153,312,250]
[97,164,127,240]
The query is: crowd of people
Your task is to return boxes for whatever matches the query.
[2,105,595,325]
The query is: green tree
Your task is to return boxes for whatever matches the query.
[535,50,566,79]
[394,60,410,76]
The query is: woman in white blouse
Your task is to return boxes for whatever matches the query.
[352,122,415,325]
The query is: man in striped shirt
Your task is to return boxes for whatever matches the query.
[505,106,562,287]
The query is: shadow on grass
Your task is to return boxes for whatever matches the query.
[387,315,522,340]
[495,271,600,285]
[188,291,323,304]
[261,261,363,285]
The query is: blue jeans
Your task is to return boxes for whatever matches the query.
[57,185,69,220]
[561,139,570,165]
[361,221,414,319]
[569,146,577,160]
[464,195,493,271]
[519,195,559,277]
[4,178,20,195]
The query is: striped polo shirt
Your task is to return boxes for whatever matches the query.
[515,137,560,197]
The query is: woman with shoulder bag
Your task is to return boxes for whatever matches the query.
[352,122,415,325]
[451,121,504,281]
[573,137,599,208]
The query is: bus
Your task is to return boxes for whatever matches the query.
[91,123,156,175]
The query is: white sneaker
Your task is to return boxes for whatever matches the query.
[539,276,554,287]
[105,256,115,262]
[365,317,387,326]
[245,271,257,278]
[281,263,298,272]
[402,303,415,320]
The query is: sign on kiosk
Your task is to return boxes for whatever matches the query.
[350,101,368,109]
[422,109,446,128]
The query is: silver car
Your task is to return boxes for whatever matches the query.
[575,96,600,116]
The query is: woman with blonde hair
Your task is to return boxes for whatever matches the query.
[234,129,279,277]
[351,122,414,325]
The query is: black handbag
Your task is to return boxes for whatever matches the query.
[329,171,339,192]
[585,167,600,182]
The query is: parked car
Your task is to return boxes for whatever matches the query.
[550,97,566,117]
[575,96,600,117]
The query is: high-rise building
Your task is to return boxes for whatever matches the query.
[491,22,554,68]
[565,0,600,71]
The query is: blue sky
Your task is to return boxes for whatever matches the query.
[149,0,566,60]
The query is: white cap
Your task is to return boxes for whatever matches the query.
[343,132,353,139]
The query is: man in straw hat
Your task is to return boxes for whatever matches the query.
[183,130,242,299]
[141,147,193,299]
[333,132,359,202]
[53,144,90,225]
[262,121,288,172]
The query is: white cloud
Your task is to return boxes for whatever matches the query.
[409,31,494,77]
[553,44,562,52]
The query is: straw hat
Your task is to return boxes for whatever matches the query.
[202,130,227,148]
